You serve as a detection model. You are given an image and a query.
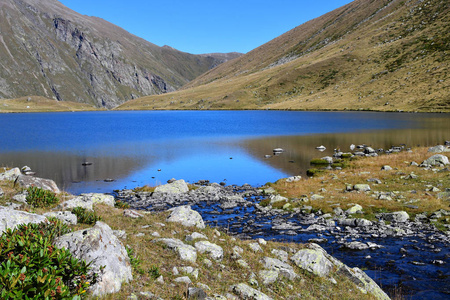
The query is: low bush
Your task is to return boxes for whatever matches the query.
[0,219,95,299]
[310,158,330,165]
[71,207,101,225]
[114,200,130,209]
[25,186,59,208]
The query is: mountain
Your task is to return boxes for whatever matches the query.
[119,0,449,112]
[0,0,242,108]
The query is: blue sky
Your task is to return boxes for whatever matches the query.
[59,0,353,54]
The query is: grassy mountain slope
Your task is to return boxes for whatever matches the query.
[118,0,449,112]
[0,0,241,108]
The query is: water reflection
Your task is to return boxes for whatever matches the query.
[240,127,450,178]
[0,111,448,194]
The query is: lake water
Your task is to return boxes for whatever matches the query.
[0,111,449,195]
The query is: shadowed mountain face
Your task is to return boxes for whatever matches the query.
[119,0,449,112]
[0,0,241,108]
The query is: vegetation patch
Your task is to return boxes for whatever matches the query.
[25,186,59,208]
[71,207,101,225]
[0,219,95,299]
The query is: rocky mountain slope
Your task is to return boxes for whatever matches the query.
[119,0,449,112]
[0,0,241,108]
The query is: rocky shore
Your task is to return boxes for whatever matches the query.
[0,144,449,299]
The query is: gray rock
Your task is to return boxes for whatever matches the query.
[0,206,47,233]
[186,232,208,241]
[188,287,208,299]
[12,193,27,203]
[167,205,205,229]
[290,247,334,277]
[271,249,289,262]
[123,209,144,218]
[428,145,450,153]
[337,265,390,300]
[54,221,132,296]
[174,276,192,284]
[353,184,371,192]
[422,154,449,166]
[113,230,127,239]
[195,241,223,261]
[258,270,278,285]
[249,242,263,253]
[0,187,3,197]
[156,238,197,263]
[285,176,302,183]
[0,167,21,181]
[343,242,369,250]
[58,195,94,211]
[231,283,273,300]
[346,204,363,214]
[81,193,115,207]
[311,194,325,201]
[262,257,297,280]
[381,165,393,171]
[379,211,409,223]
[155,179,189,194]
[44,211,77,225]
[16,174,60,194]
[269,194,288,204]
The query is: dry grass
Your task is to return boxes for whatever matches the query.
[269,147,450,219]
[0,96,100,113]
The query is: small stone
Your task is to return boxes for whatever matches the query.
[174,276,191,284]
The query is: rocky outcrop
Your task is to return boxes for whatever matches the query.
[58,193,115,211]
[43,211,77,225]
[155,179,189,194]
[0,0,241,107]
[0,206,47,233]
[16,174,60,193]
[54,221,132,296]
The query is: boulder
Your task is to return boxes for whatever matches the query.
[195,241,223,261]
[290,247,334,277]
[155,179,189,194]
[231,283,273,300]
[187,287,208,299]
[81,193,115,207]
[381,165,393,171]
[286,176,302,183]
[16,174,60,194]
[156,238,197,263]
[428,145,450,153]
[346,204,363,214]
[337,265,390,300]
[422,154,449,166]
[43,211,77,225]
[262,257,297,280]
[269,194,288,204]
[167,205,205,229]
[0,206,47,233]
[353,184,371,192]
[379,211,409,223]
[53,221,132,296]
[123,209,144,218]
[258,270,278,285]
[0,167,21,181]
[58,195,94,211]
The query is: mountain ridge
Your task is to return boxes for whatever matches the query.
[0,0,242,108]
[119,0,449,112]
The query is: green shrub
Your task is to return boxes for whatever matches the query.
[126,246,144,274]
[114,200,130,209]
[0,219,95,299]
[148,265,161,280]
[259,199,271,207]
[25,186,59,208]
[71,207,101,225]
[310,158,330,165]
[307,168,324,177]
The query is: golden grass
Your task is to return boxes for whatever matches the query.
[269,147,450,219]
[0,96,101,113]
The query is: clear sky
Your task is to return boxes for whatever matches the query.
[58,0,354,54]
